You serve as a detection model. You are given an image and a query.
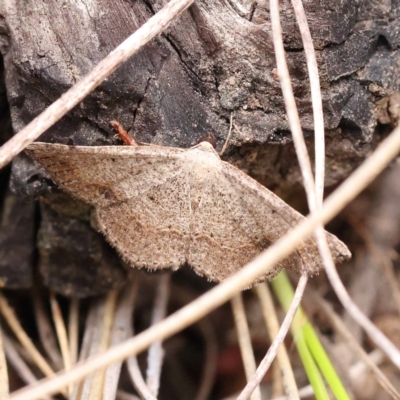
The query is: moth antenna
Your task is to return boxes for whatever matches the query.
[110,120,139,146]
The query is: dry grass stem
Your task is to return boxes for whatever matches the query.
[146,273,171,397]
[71,297,108,400]
[103,282,138,400]
[308,290,400,400]
[2,334,37,386]
[33,291,63,370]
[69,299,80,366]
[269,0,400,371]
[270,0,320,213]
[255,283,300,400]
[231,294,261,400]
[9,123,400,400]
[49,292,72,388]
[0,293,56,380]
[88,291,118,400]
[237,275,308,400]
[0,0,195,169]
[0,329,9,398]
[290,0,325,203]
[127,356,157,400]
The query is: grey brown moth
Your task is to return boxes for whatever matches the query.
[26,140,350,285]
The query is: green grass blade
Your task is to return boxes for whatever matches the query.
[271,271,351,400]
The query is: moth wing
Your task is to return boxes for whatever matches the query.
[26,143,185,205]
[27,142,191,270]
[188,159,350,284]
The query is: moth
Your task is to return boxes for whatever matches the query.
[26,138,350,285]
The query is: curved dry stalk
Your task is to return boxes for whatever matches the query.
[146,273,171,397]
[127,356,157,400]
[231,294,261,400]
[8,123,400,400]
[308,290,400,400]
[33,290,63,370]
[237,275,308,400]
[254,283,299,400]
[49,293,72,378]
[103,282,138,400]
[0,0,195,169]
[270,0,319,214]
[269,0,400,374]
[0,329,9,398]
[290,0,325,204]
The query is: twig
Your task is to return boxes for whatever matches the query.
[254,283,299,400]
[237,275,308,400]
[0,0,195,169]
[0,329,9,399]
[146,273,171,397]
[9,123,400,400]
[231,294,261,400]
[69,299,80,366]
[32,289,63,370]
[307,290,400,400]
[49,292,72,381]
[103,281,138,400]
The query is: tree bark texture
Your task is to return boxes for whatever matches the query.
[0,0,399,295]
